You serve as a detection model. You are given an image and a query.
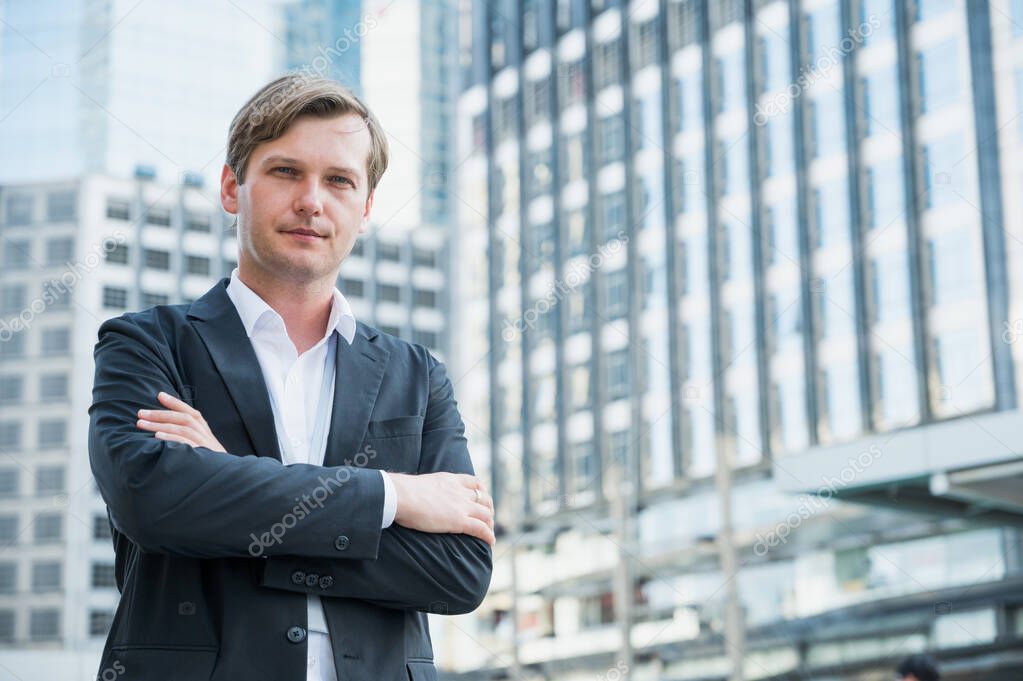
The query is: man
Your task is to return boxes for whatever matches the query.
[896,654,940,681]
[88,74,494,681]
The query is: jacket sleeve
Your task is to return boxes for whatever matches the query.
[256,355,493,615]
[89,314,386,560]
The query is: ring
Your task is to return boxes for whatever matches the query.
[474,488,481,503]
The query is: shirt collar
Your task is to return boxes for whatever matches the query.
[225,267,356,345]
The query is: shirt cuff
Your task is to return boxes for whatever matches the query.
[380,470,397,528]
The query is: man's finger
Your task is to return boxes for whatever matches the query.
[157,391,199,416]
[138,420,201,442]
[463,517,496,546]
[138,409,193,426]
[153,431,198,447]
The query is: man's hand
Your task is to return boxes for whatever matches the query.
[388,472,496,546]
[135,391,227,452]
[137,392,496,546]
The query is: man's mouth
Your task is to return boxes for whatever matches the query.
[282,227,324,241]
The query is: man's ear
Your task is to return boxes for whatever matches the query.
[358,190,375,235]
[221,163,239,215]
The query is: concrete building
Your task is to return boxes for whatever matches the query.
[449,0,1023,679]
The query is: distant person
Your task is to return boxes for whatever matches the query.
[88,74,494,681]
[897,654,940,681]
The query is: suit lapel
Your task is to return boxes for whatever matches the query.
[322,325,390,468]
[187,279,282,461]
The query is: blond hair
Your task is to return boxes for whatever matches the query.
[226,74,389,193]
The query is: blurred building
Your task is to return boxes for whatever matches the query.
[0,0,283,190]
[450,0,1023,679]
[0,3,457,679]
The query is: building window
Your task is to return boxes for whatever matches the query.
[91,563,116,589]
[35,466,64,496]
[605,268,628,320]
[186,255,210,276]
[605,350,630,401]
[31,561,61,593]
[716,50,746,113]
[145,206,172,227]
[558,59,586,108]
[567,284,590,335]
[144,249,171,271]
[141,292,169,307]
[4,194,33,225]
[38,419,67,448]
[47,285,70,310]
[29,609,60,640]
[45,238,74,266]
[33,513,62,544]
[524,78,550,128]
[46,191,76,222]
[0,422,21,449]
[412,247,437,268]
[594,38,621,90]
[413,289,438,308]
[597,114,625,165]
[340,278,364,297]
[633,18,659,69]
[378,283,402,303]
[0,516,17,544]
[866,158,904,229]
[106,199,130,220]
[0,284,26,314]
[0,470,17,498]
[3,239,31,269]
[0,611,13,643]
[185,212,211,232]
[527,147,553,197]
[103,286,128,309]
[105,243,129,265]
[93,514,112,541]
[39,373,67,400]
[379,324,401,337]
[811,91,845,159]
[862,67,900,138]
[376,242,401,262]
[89,610,113,637]
[0,375,23,404]
[918,40,960,114]
[0,563,14,594]
[0,332,25,358]
[40,327,70,356]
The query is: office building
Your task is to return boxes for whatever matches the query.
[449,1,1023,678]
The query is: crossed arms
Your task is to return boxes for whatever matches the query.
[88,315,493,614]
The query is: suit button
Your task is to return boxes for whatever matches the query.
[319,575,334,589]
[304,573,320,587]
[285,626,306,644]
[334,535,350,551]
[290,570,306,585]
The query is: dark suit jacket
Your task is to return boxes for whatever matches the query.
[88,278,492,681]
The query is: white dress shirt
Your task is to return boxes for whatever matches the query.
[226,269,396,681]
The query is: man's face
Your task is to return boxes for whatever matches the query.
[221,112,374,285]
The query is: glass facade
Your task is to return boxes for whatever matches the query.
[456,0,1023,678]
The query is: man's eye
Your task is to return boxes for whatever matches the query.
[329,176,354,187]
[273,167,297,175]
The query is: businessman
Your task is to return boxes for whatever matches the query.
[88,74,493,681]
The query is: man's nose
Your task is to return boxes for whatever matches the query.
[293,178,323,216]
